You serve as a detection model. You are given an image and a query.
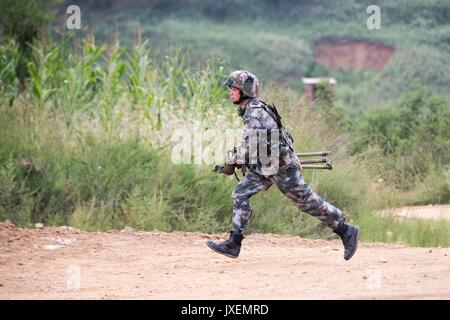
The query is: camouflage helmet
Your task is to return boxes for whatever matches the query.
[225,70,259,98]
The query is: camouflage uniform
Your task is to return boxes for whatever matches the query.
[207,70,359,261]
[231,96,343,234]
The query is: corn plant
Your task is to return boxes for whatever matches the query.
[126,40,153,106]
[26,41,65,110]
[184,57,228,115]
[126,40,167,129]
[161,49,189,102]
[0,40,21,106]
[96,45,126,130]
[144,93,163,130]
[53,38,104,127]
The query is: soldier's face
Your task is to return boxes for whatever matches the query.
[230,87,241,103]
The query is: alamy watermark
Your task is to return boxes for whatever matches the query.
[66,5,81,30]
[367,5,381,30]
[170,125,284,174]
[366,266,382,290]
[66,264,81,290]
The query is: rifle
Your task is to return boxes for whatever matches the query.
[297,150,332,170]
[213,150,333,181]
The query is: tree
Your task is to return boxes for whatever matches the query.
[0,0,62,47]
[0,0,62,82]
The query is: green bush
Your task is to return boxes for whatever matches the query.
[351,89,450,188]
[0,156,34,226]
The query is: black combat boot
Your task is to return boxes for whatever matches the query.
[333,220,360,261]
[206,231,244,258]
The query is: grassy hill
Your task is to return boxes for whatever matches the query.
[71,0,450,112]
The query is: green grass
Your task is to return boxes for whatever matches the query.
[2,98,449,246]
[0,29,449,247]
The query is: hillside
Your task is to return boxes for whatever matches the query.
[69,0,450,111]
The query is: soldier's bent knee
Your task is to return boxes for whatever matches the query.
[232,189,246,202]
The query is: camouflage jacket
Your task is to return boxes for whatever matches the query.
[234,97,296,176]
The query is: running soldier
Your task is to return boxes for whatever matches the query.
[207,70,360,261]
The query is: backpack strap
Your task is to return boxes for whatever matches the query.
[258,101,295,152]
[259,102,283,129]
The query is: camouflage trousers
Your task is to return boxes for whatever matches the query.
[232,162,343,233]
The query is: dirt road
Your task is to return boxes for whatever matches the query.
[380,204,450,221]
[0,220,449,300]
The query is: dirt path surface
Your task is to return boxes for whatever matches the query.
[380,205,450,221]
[1,220,449,300]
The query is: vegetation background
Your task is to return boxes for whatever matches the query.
[1,0,449,247]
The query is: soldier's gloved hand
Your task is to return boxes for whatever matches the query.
[222,164,236,176]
